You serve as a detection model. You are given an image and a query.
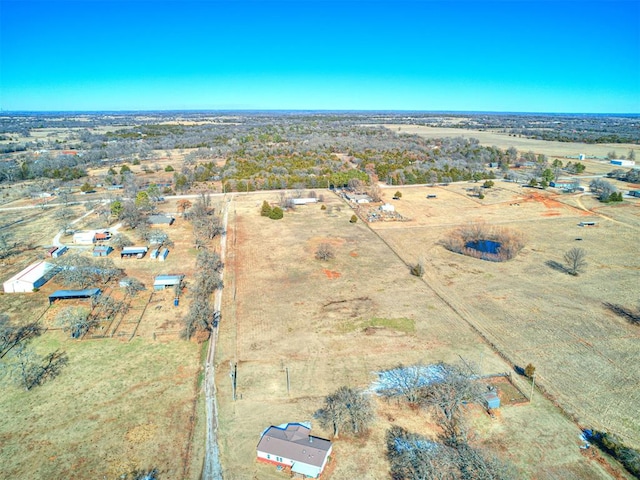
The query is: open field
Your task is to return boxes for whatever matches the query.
[214,192,625,479]
[387,125,640,159]
[0,332,203,479]
[370,183,640,448]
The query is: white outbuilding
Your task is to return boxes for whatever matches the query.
[3,261,57,293]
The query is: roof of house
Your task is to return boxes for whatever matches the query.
[257,423,331,469]
[93,245,112,252]
[148,214,175,224]
[49,288,101,300]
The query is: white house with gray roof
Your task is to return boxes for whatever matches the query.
[256,422,332,478]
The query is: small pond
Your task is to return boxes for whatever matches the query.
[466,239,501,255]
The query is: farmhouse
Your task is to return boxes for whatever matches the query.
[121,246,148,259]
[49,288,101,305]
[345,192,372,204]
[93,245,113,257]
[256,423,332,479]
[550,181,577,189]
[3,261,58,293]
[73,231,96,244]
[153,274,183,290]
[147,214,175,225]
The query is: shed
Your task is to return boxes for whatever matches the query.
[48,288,101,305]
[46,246,59,257]
[93,245,113,257]
[256,423,332,479]
[73,231,96,244]
[483,391,501,409]
[629,190,640,198]
[3,261,58,293]
[153,274,183,290]
[121,246,148,259]
[150,248,159,259]
[610,159,635,167]
[147,214,175,225]
[291,198,318,205]
[158,248,169,261]
[52,245,68,258]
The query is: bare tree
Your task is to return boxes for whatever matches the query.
[56,307,94,338]
[111,233,133,250]
[123,278,146,297]
[5,343,68,391]
[314,386,374,438]
[0,314,42,359]
[386,426,458,480]
[564,247,587,276]
[0,230,18,259]
[315,243,335,261]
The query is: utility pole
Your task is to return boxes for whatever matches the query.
[530,373,536,403]
[285,366,290,394]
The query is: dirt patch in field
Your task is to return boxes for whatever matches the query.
[322,269,342,279]
[525,191,564,209]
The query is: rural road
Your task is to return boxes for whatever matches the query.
[202,197,230,480]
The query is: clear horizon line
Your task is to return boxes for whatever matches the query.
[1,108,639,117]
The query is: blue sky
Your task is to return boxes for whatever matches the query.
[1,0,638,113]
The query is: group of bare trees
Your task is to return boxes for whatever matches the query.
[314,386,374,438]
[187,194,224,248]
[182,249,223,340]
[0,314,67,390]
[53,254,123,288]
[376,362,514,479]
[314,362,513,478]
[441,223,525,262]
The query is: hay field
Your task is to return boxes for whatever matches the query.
[371,184,640,449]
[0,332,202,479]
[386,124,640,159]
[214,192,618,479]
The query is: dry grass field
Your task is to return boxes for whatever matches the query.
[214,192,625,479]
[386,125,640,160]
[371,183,640,448]
[0,332,203,479]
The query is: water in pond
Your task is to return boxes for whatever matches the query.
[466,240,501,255]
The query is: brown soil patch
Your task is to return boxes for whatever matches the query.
[525,191,564,209]
[349,251,358,257]
[322,269,341,279]
[542,211,562,217]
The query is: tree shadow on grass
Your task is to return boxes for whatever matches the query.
[545,260,568,274]
[603,302,640,326]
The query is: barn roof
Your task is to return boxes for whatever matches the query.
[4,261,57,285]
[49,288,101,301]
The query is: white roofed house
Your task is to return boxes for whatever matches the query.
[256,422,332,478]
